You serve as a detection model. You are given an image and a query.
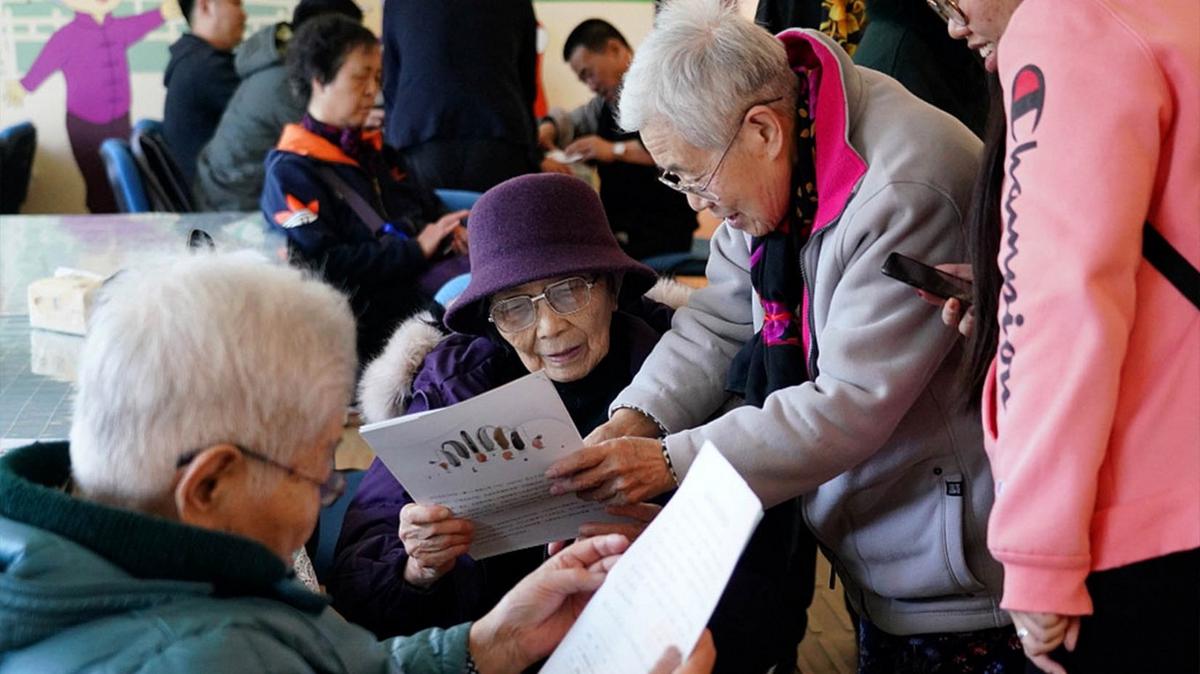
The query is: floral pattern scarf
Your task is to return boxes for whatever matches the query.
[726,74,819,407]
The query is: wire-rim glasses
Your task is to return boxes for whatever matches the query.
[487,276,596,333]
[176,444,346,507]
[926,0,967,26]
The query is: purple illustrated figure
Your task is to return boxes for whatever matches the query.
[5,0,180,212]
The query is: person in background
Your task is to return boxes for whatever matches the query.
[329,173,689,639]
[930,1,1200,672]
[162,0,245,183]
[261,15,468,364]
[539,19,698,261]
[192,0,363,211]
[0,251,715,674]
[548,1,1022,672]
[852,0,987,137]
[380,0,540,192]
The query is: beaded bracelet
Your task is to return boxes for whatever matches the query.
[465,651,482,674]
[660,438,679,486]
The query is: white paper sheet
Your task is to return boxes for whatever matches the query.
[360,371,621,559]
[542,442,764,673]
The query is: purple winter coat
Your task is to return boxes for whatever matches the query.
[328,307,670,638]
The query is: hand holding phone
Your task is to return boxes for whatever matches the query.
[881,252,973,305]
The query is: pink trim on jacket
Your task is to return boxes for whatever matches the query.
[983,0,1200,616]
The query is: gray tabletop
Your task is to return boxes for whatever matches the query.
[0,212,285,448]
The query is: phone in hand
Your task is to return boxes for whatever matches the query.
[881,252,973,304]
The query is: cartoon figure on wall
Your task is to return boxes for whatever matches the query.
[4,0,181,213]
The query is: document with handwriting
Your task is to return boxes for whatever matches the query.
[543,442,763,673]
[360,371,621,559]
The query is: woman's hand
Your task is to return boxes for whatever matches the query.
[546,437,675,505]
[1011,610,1081,674]
[398,503,474,587]
[914,263,975,337]
[649,629,717,674]
[583,408,662,445]
[468,534,629,674]
[416,210,469,259]
[578,503,662,541]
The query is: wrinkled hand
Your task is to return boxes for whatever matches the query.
[578,503,661,541]
[565,136,615,163]
[583,407,661,445]
[399,503,474,587]
[4,80,27,107]
[364,107,385,130]
[914,263,974,337]
[540,157,574,175]
[1012,610,1081,674]
[469,534,629,674]
[547,437,675,505]
[649,629,717,674]
[417,210,469,258]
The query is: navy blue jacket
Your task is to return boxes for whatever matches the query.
[261,124,447,362]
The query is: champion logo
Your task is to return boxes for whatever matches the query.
[274,194,320,229]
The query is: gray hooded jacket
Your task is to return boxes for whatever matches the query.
[612,30,1008,635]
[193,23,305,211]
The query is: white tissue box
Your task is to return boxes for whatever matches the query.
[27,271,104,336]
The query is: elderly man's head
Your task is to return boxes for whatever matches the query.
[563,19,633,104]
[619,0,799,237]
[69,253,357,561]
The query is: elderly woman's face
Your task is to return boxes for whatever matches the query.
[310,43,381,128]
[491,276,617,383]
[641,111,794,238]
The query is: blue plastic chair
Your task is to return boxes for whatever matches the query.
[434,189,482,212]
[0,122,37,214]
[133,118,164,139]
[99,138,150,213]
[641,237,710,276]
[311,468,367,582]
[434,272,472,308]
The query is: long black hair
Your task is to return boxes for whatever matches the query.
[960,74,1007,407]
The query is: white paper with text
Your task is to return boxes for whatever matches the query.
[542,442,763,673]
[360,371,620,559]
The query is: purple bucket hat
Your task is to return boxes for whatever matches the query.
[443,173,657,335]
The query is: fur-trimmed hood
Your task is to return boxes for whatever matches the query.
[357,277,693,423]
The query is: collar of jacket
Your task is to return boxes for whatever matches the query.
[0,442,327,613]
[275,123,384,167]
[777,28,869,234]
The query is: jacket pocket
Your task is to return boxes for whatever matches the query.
[838,469,987,600]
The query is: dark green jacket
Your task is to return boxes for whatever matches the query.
[0,442,469,673]
[852,0,988,138]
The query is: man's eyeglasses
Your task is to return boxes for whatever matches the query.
[176,444,346,507]
[657,96,784,203]
[488,276,596,333]
[926,0,967,26]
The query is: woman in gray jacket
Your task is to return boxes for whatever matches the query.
[548,0,1021,671]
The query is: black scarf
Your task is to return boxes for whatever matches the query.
[726,78,819,407]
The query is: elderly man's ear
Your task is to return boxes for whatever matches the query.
[173,444,247,527]
[745,106,789,161]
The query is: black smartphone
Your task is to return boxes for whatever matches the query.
[881,252,973,304]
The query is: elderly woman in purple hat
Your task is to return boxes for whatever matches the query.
[326,173,690,639]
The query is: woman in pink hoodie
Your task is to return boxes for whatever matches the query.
[931,0,1200,673]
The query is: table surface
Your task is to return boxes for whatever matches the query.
[0,212,284,447]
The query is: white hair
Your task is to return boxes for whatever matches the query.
[69,252,358,506]
[619,0,798,149]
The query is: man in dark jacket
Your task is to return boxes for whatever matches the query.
[163,0,245,183]
[539,19,697,261]
[193,0,362,211]
[381,0,540,192]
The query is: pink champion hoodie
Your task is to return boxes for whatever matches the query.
[982,0,1200,616]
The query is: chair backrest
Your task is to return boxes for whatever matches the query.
[99,138,151,213]
[0,122,37,214]
[434,189,483,212]
[133,118,164,139]
[309,469,368,582]
[131,125,195,212]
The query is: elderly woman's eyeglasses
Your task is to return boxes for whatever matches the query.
[656,96,784,203]
[926,0,967,26]
[488,277,596,333]
[176,445,347,507]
